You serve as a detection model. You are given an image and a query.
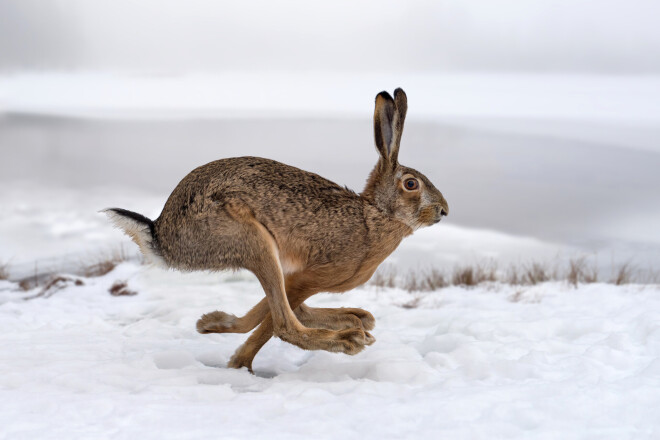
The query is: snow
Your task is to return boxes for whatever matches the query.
[1,262,659,439]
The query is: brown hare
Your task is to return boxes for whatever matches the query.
[104,88,448,372]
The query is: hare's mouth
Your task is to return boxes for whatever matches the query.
[418,205,446,226]
[429,204,448,224]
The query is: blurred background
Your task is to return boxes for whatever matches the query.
[1,0,659,280]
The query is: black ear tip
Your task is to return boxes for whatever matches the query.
[375,91,394,102]
[394,88,407,98]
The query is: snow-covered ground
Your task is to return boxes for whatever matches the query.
[1,262,659,439]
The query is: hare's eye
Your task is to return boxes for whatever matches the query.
[404,178,419,191]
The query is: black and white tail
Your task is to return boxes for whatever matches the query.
[102,208,166,267]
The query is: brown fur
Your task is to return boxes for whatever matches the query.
[104,88,448,372]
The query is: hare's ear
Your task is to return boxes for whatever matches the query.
[373,88,407,168]
[391,88,408,165]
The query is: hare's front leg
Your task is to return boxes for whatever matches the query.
[197,299,268,334]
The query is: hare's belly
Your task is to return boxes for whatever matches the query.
[280,255,303,275]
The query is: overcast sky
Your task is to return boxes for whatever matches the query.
[2,0,660,74]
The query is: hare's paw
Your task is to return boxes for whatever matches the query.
[333,328,372,355]
[279,327,371,355]
[364,331,376,346]
[196,311,238,334]
[227,352,254,373]
[343,308,375,331]
[331,308,375,332]
[297,306,376,331]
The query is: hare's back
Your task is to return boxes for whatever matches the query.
[206,157,365,228]
[194,156,354,203]
[157,157,368,265]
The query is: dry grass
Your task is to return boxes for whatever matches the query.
[0,261,9,280]
[421,268,448,291]
[16,262,44,291]
[611,262,633,285]
[402,268,448,292]
[80,246,135,278]
[24,276,84,301]
[370,266,398,289]
[567,257,599,287]
[645,268,660,284]
[18,279,33,291]
[523,262,551,285]
[451,266,476,286]
[452,262,497,287]
[370,257,653,292]
[12,246,138,292]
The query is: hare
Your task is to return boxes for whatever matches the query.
[104,88,448,372]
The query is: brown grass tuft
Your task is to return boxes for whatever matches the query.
[611,262,634,285]
[567,257,599,287]
[81,246,133,278]
[421,268,448,291]
[646,268,660,284]
[370,266,398,289]
[18,279,33,291]
[375,267,448,292]
[452,266,476,286]
[24,275,84,300]
[109,280,137,296]
[452,262,497,287]
[505,264,522,285]
[403,272,424,292]
[523,262,551,285]
[0,261,9,280]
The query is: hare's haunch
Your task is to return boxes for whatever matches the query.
[104,88,448,372]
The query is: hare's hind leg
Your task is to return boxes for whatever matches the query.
[296,304,376,333]
[222,205,370,356]
[197,299,374,335]
[227,295,376,372]
[295,305,375,347]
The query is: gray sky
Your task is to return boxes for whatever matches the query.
[2,0,660,74]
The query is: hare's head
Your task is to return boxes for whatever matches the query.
[362,88,448,230]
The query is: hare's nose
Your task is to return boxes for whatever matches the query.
[440,208,448,217]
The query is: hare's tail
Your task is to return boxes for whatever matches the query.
[102,208,167,267]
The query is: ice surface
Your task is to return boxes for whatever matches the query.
[1,263,658,439]
[3,73,660,130]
